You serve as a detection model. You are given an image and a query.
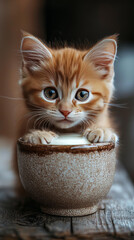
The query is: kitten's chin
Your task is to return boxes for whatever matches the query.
[54,120,77,129]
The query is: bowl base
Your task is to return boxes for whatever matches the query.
[41,205,98,217]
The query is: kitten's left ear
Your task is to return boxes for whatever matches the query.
[20,32,52,72]
[83,35,118,78]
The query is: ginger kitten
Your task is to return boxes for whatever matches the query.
[20,33,118,144]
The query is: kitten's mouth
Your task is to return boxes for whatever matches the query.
[58,119,73,123]
[54,118,78,129]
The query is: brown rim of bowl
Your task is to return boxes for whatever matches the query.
[17,138,115,154]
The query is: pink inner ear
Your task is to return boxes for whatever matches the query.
[94,54,114,67]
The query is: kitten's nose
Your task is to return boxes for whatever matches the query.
[60,110,71,117]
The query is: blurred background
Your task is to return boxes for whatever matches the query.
[0,0,134,186]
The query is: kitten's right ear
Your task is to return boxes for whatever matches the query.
[20,33,52,72]
[83,35,118,79]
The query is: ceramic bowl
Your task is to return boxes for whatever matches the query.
[17,136,116,216]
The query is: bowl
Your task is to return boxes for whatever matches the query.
[17,134,116,216]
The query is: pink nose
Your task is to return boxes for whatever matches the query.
[60,110,71,117]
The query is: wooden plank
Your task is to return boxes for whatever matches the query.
[0,227,49,240]
[72,162,134,238]
[44,215,71,238]
[0,189,48,239]
[0,188,71,239]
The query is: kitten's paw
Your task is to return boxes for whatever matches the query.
[23,130,58,144]
[84,128,118,144]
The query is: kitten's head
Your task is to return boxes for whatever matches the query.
[20,33,117,130]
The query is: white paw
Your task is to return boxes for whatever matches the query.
[84,128,118,144]
[23,130,58,145]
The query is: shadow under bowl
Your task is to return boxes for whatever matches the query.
[17,139,116,216]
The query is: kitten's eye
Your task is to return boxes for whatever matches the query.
[43,87,58,100]
[75,89,89,101]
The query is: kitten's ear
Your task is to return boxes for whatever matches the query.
[83,35,118,78]
[20,33,52,72]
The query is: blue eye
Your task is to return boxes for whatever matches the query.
[44,87,58,100]
[75,89,89,101]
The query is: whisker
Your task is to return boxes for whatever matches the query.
[25,112,45,129]
[0,95,24,101]
[38,117,45,129]
[33,116,43,129]
[23,111,43,119]
[104,102,128,109]
[27,102,46,111]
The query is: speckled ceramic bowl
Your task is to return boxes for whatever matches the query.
[17,138,116,216]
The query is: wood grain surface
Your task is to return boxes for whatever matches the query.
[0,162,134,240]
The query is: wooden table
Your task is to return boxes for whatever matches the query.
[0,162,134,240]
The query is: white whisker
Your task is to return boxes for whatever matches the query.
[0,95,24,101]
[104,102,127,108]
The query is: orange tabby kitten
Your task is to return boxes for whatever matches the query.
[20,32,118,145]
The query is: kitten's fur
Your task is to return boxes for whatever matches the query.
[19,32,118,145]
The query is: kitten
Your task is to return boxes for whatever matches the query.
[20,32,118,145]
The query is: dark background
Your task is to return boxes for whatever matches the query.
[45,0,134,45]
